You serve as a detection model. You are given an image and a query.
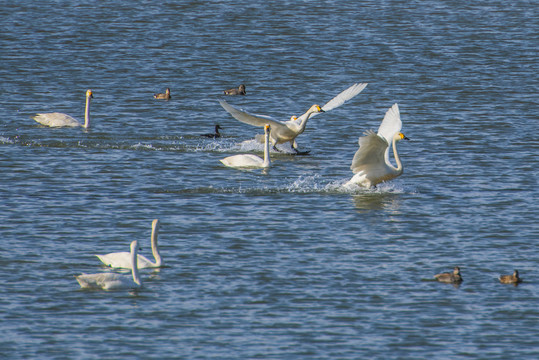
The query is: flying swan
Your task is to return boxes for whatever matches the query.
[346,103,409,188]
[95,219,162,269]
[76,240,142,290]
[219,82,368,154]
[32,89,93,128]
[220,124,271,169]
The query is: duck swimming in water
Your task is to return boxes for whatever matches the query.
[154,88,171,100]
[434,266,463,284]
[223,84,246,95]
[499,270,522,284]
[201,124,223,138]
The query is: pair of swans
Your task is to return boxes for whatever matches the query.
[346,103,409,188]
[76,219,162,290]
[219,82,368,154]
[220,124,271,169]
[32,89,93,129]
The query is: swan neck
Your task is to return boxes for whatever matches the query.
[392,136,403,175]
[131,243,141,286]
[296,110,315,132]
[151,221,162,266]
[263,131,271,167]
[83,94,91,129]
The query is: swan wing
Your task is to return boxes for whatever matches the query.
[76,272,125,290]
[32,113,81,127]
[219,100,285,129]
[350,130,389,175]
[310,83,368,118]
[376,103,401,145]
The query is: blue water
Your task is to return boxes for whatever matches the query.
[1,1,538,359]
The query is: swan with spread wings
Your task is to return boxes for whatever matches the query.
[219,83,367,154]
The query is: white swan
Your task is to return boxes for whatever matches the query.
[32,89,93,128]
[220,124,271,169]
[95,219,162,269]
[346,103,409,188]
[219,82,368,154]
[76,240,142,290]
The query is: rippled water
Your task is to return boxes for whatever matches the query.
[1,1,538,359]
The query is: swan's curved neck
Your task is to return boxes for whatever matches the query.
[296,109,316,134]
[263,130,271,168]
[131,243,141,286]
[83,95,91,129]
[150,220,162,266]
[391,136,404,175]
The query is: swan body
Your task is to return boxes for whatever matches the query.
[224,84,246,95]
[219,82,367,153]
[154,88,171,100]
[32,89,93,128]
[220,124,271,168]
[499,270,522,284]
[95,219,162,269]
[76,240,142,290]
[201,124,223,138]
[347,103,409,188]
[434,266,463,284]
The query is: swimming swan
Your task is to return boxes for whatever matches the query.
[76,240,142,290]
[434,266,463,284]
[95,219,162,269]
[219,82,367,154]
[154,88,171,100]
[32,89,93,128]
[346,103,409,188]
[220,124,271,168]
[223,84,246,95]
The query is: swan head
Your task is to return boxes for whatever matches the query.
[264,124,270,133]
[290,116,298,121]
[309,104,324,113]
[86,89,93,99]
[395,132,409,141]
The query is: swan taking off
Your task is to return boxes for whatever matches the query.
[95,219,162,269]
[76,240,142,290]
[346,103,409,188]
[32,89,93,128]
[220,124,271,169]
[219,82,368,154]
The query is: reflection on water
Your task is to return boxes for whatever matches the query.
[351,190,402,213]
